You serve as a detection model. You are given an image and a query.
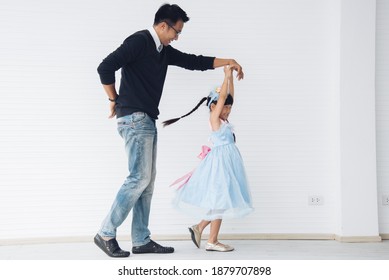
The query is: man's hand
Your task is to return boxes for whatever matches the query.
[213,58,244,80]
[229,59,244,80]
[109,101,116,119]
[102,84,118,119]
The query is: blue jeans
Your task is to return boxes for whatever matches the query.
[98,112,157,246]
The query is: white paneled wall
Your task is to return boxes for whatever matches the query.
[0,0,382,242]
[158,0,339,237]
[376,0,389,234]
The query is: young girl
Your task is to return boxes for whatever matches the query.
[163,66,253,252]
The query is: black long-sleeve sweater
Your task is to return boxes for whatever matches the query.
[97,30,215,119]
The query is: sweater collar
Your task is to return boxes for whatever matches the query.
[148,27,163,52]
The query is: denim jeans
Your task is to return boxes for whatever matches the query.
[98,112,157,246]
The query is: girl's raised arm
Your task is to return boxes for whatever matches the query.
[226,66,234,99]
[210,66,233,130]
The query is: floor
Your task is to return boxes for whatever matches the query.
[1,239,389,260]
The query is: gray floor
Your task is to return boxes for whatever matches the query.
[1,239,389,260]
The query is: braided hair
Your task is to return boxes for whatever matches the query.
[162,94,234,127]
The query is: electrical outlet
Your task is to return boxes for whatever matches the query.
[382,195,389,206]
[308,196,324,206]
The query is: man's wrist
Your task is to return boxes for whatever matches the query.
[108,96,118,102]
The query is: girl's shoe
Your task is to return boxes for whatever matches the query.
[188,225,201,248]
[205,242,234,252]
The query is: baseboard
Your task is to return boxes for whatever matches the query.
[217,233,335,240]
[334,235,382,243]
[0,236,93,246]
[379,234,389,240]
[1,233,386,246]
[0,233,335,246]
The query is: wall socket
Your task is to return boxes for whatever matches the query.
[308,196,324,206]
[382,195,389,206]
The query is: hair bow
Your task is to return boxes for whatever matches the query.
[207,87,221,108]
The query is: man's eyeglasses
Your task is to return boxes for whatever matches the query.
[165,22,181,36]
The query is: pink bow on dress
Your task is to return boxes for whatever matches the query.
[197,145,211,160]
[169,145,211,189]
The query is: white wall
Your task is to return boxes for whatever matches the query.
[0,0,381,242]
[337,0,379,238]
[376,0,389,234]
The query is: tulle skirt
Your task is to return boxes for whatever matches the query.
[172,143,253,221]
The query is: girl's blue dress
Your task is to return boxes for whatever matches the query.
[172,121,253,220]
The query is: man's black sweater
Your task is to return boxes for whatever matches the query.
[97,30,215,119]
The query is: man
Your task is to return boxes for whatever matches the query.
[94,3,244,258]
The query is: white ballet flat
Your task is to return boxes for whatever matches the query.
[188,225,201,248]
[205,242,234,252]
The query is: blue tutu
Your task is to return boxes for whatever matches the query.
[172,121,253,220]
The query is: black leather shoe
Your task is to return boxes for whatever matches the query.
[132,240,174,254]
[94,234,130,258]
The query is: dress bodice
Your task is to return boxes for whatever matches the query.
[210,122,235,147]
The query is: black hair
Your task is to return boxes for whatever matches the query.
[209,94,234,107]
[154,4,190,26]
[162,94,234,127]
